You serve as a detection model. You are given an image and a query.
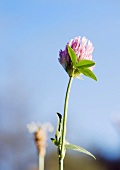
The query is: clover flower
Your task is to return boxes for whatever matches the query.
[52,36,97,170]
[27,122,53,156]
[59,36,95,78]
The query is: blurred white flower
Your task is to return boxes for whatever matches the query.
[27,121,54,155]
[27,121,54,133]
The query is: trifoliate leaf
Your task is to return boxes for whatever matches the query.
[76,59,95,68]
[65,141,96,159]
[68,46,77,66]
[78,68,97,81]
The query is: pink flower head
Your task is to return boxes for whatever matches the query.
[59,36,94,77]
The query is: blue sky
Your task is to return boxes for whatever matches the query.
[0,0,120,160]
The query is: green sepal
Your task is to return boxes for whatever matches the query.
[55,130,61,144]
[51,138,58,146]
[68,46,77,66]
[76,59,95,68]
[56,112,62,132]
[65,141,96,159]
[78,68,97,81]
[51,113,63,147]
[54,113,63,144]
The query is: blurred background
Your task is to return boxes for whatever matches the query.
[0,0,120,169]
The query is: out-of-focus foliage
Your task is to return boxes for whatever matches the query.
[0,129,120,170]
[46,151,120,170]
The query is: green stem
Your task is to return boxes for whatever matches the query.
[59,157,63,170]
[59,76,73,170]
[39,154,44,170]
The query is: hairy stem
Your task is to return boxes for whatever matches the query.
[59,76,73,170]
